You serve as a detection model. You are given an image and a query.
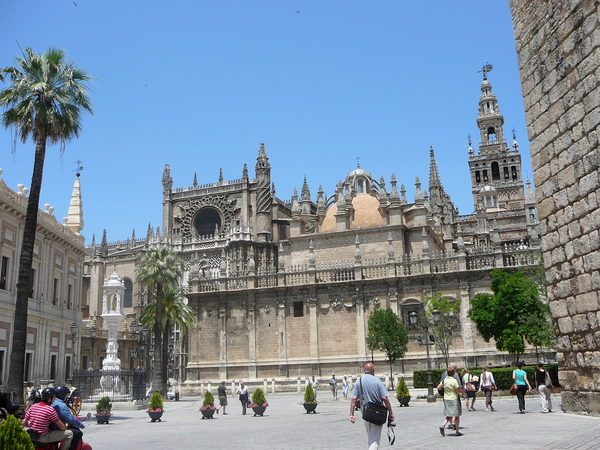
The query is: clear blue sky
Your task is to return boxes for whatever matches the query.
[1,1,530,243]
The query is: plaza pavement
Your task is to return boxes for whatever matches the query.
[77,389,600,450]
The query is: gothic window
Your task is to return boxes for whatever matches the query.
[194,207,222,237]
[483,170,488,182]
[491,162,500,181]
[511,166,518,181]
[124,278,133,308]
[504,166,509,179]
[475,171,481,184]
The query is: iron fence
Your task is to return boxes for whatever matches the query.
[72,370,147,403]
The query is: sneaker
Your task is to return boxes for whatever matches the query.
[485,408,489,412]
[491,406,495,411]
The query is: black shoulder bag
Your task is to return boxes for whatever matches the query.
[359,376,388,426]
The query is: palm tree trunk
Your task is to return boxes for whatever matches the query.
[153,283,163,395]
[162,326,169,390]
[7,133,47,393]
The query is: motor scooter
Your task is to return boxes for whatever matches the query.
[28,412,92,450]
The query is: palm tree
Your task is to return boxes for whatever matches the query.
[135,248,182,395]
[0,48,93,391]
[139,286,195,388]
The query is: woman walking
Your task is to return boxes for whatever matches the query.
[342,376,350,400]
[512,362,532,413]
[233,381,249,415]
[478,366,496,411]
[535,363,553,413]
[461,368,477,411]
[437,365,464,437]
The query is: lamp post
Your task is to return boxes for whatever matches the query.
[70,322,78,375]
[89,326,97,370]
[410,309,440,403]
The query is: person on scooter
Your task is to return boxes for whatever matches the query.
[52,385,85,450]
[22,387,73,450]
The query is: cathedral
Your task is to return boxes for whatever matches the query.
[83,73,547,392]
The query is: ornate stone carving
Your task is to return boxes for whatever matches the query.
[178,194,240,240]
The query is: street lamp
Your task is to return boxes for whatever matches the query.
[410,309,440,403]
[89,326,97,370]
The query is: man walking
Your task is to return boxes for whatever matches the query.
[217,381,228,415]
[349,363,394,450]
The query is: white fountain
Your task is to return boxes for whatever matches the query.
[99,270,127,400]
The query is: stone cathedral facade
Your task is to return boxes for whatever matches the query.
[84,75,547,392]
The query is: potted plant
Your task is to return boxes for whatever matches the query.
[249,388,268,417]
[396,377,411,407]
[147,392,164,422]
[95,396,112,424]
[303,383,317,414]
[200,391,217,419]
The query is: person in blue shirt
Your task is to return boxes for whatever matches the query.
[52,386,85,450]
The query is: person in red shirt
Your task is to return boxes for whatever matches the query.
[23,387,73,450]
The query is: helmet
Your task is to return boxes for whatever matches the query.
[55,385,70,401]
[41,387,56,403]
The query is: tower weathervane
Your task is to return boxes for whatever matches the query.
[479,63,493,80]
[74,160,84,177]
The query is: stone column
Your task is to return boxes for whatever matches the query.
[218,302,228,380]
[247,296,257,380]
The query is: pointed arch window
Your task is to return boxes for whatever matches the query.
[123,278,133,308]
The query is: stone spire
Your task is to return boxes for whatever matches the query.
[255,143,272,241]
[66,171,84,233]
[301,177,311,215]
[219,168,224,185]
[193,172,198,188]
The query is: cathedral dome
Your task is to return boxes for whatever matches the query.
[320,194,385,232]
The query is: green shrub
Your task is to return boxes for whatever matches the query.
[396,377,410,397]
[149,392,164,411]
[96,396,112,414]
[203,391,215,407]
[251,388,267,406]
[413,364,560,391]
[0,415,34,450]
[304,383,317,403]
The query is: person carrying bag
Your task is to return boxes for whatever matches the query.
[349,363,395,449]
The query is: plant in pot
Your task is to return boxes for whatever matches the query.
[146,392,164,422]
[250,388,268,417]
[303,383,317,414]
[200,391,217,419]
[95,396,112,424]
[396,377,411,407]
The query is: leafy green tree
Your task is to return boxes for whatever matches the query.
[0,414,34,450]
[468,270,554,362]
[366,307,409,388]
[425,292,461,369]
[136,248,183,395]
[140,286,195,388]
[1,48,92,391]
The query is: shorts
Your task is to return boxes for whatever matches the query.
[219,396,228,406]
[465,390,476,399]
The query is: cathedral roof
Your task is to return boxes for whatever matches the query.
[320,193,385,232]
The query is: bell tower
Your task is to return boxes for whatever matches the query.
[468,66,524,212]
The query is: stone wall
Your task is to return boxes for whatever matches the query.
[510,0,600,415]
